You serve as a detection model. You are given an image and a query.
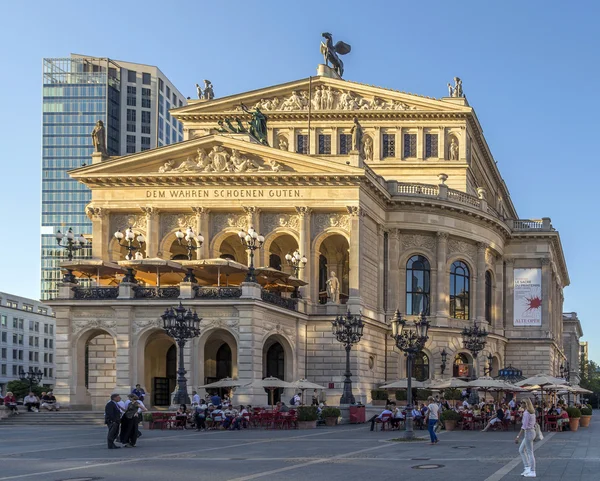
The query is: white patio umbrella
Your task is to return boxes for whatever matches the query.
[380,378,427,389]
[426,378,469,390]
[517,374,567,430]
[60,259,126,285]
[198,377,245,389]
[290,379,328,405]
[245,377,296,409]
[569,385,593,394]
[119,258,186,286]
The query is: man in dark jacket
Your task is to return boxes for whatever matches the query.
[105,394,122,449]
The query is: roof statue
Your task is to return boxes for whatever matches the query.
[448,77,464,98]
[214,104,268,146]
[91,120,107,155]
[320,32,351,78]
[196,80,215,100]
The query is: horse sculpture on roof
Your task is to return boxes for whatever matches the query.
[320,32,352,78]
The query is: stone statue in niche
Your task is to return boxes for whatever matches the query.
[362,135,373,161]
[350,117,363,152]
[449,137,459,160]
[326,271,340,304]
[278,137,289,151]
[91,120,107,155]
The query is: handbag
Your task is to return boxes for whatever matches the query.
[534,422,544,442]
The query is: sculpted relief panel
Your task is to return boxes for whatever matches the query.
[447,238,477,262]
[311,213,351,239]
[401,234,436,253]
[241,87,419,112]
[160,213,197,238]
[211,213,248,237]
[157,146,286,174]
[261,213,300,234]
[111,213,147,233]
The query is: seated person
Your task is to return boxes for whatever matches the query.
[23,392,40,412]
[279,401,290,413]
[222,406,238,429]
[41,392,58,411]
[176,404,189,428]
[4,392,18,414]
[390,406,405,429]
[194,402,208,431]
[369,406,393,431]
[482,405,505,431]
[412,407,424,428]
[211,407,224,429]
[557,410,569,430]
[232,405,249,430]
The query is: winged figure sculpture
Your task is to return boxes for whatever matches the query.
[320,32,352,78]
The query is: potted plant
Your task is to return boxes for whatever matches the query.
[440,409,461,431]
[443,388,462,401]
[567,407,581,431]
[321,406,341,427]
[142,412,153,430]
[371,390,389,406]
[580,406,592,427]
[297,406,319,429]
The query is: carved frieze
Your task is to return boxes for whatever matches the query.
[156,146,287,174]
[211,213,248,237]
[237,87,419,112]
[447,238,477,261]
[401,234,436,253]
[111,213,147,233]
[132,319,162,334]
[201,318,239,332]
[71,319,117,335]
[261,213,300,234]
[262,321,295,342]
[311,213,351,239]
[85,206,104,220]
[160,213,197,238]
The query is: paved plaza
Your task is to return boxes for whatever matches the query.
[0,415,598,481]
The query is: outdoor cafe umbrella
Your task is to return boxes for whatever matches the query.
[119,258,186,286]
[198,377,246,402]
[467,376,526,402]
[180,258,248,287]
[290,379,328,405]
[245,377,296,409]
[568,385,593,395]
[60,259,126,286]
[380,378,427,389]
[254,267,291,285]
[426,378,469,390]
[517,374,566,430]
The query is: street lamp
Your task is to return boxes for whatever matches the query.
[440,349,448,375]
[560,361,571,405]
[19,367,43,392]
[176,227,204,261]
[55,228,88,261]
[461,319,488,378]
[161,302,202,405]
[114,227,145,260]
[332,310,364,404]
[285,250,307,298]
[390,310,430,439]
[238,226,264,283]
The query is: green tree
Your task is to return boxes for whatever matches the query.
[579,360,600,408]
[6,380,43,400]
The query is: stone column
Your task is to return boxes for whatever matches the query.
[141,207,159,258]
[377,225,385,314]
[113,307,134,395]
[309,128,317,155]
[459,127,467,160]
[53,307,73,407]
[86,207,108,260]
[438,126,445,160]
[346,206,364,308]
[332,128,339,155]
[416,126,424,160]
[295,207,312,302]
[243,207,261,266]
[192,207,209,259]
[541,258,551,332]
[494,257,503,330]
[387,229,400,315]
[373,127,381,161]
[436,232,449,323]
[504,258,514,329]
[476,242,488,323]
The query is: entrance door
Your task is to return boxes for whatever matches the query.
[153,377,170,406]
[166,345,177,394]
[266,342,285,403]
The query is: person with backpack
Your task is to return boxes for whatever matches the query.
[290,392,301,406]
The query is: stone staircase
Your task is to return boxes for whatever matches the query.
[0,410,105,426]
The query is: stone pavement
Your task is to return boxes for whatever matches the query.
[0,414,598,481]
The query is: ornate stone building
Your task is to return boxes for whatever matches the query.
[48,67,572,409]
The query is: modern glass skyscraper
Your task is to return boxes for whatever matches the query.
[41,55,186,300]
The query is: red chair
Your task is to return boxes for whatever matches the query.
[375,413,392,431]
[462,414,475,430]
[149,412,169,430]
[545,415,559,432]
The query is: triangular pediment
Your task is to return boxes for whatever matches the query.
[70,134,366,183]
[171,76,471,118]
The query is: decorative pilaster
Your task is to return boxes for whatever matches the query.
[476,242,488,323]
[346,206,365,308]
[295,206,312,301]
[416,126,424,159]
[387,229,400,314]
[192,207,209,259]
[376,224,385,314]
[373,127,381,161]
[435,232,449,321]
[243,207,260,266]
[140,206,159,258]
[85,206,106,259]
[505,258,514,329]
[541,257,551,332]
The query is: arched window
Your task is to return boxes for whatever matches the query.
[485,271,492,322]
[453,353,471,378]
[269,254,282,270]
[406,255,430,315]
[412,352,429,382]
[450,261,470,319]
[318,254,328,304]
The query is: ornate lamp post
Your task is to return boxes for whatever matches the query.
[332,310,364,404]
[176,227,204,261]
[238,226,264,283]
[461,319,488,379]
[560,361,571,405]
[55,228,88,261]
[285,250,307,298]
[114,227,145,260]
[19,367,43,392]
[390,310,430,440]
[161,302,202,405]
[440,348,448,375]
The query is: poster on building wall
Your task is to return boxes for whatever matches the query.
[514,268,542,326]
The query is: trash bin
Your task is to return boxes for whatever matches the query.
[349,405,366,424]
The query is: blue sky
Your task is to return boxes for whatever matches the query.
[1,1,598,359]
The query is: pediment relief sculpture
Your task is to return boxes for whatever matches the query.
[156,146,288,174]
[236,87,419,113]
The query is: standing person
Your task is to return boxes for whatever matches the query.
[23,392,40,412]
[131,384,145,402]
[426,396,439,444]
[105,394,122,449]
[516,398,537,477]
[4,392,18,414]
[191,391,201,407]
[210,392,222,408]
[120,394,142,447]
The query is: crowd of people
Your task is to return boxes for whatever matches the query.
[1,391,59,414]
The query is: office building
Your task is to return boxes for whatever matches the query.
[0,293,55,395]
[41,54,187,300]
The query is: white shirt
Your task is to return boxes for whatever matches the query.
[192,394,201,404]
[293,394,301,405]
[428,403,439,420]
[24,395,38,403]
